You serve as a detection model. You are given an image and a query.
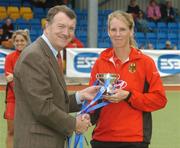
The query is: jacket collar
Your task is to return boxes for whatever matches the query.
[100,47,143,62]
[41,34,58,58]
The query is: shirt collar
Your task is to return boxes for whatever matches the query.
[112,50,129,64]
[41,34,58,58]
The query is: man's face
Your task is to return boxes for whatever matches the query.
[45,12,76,50]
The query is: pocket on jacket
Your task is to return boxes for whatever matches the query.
[30,124,57,148]
[30,123,55,136]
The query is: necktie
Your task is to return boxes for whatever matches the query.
[57,52,63,72]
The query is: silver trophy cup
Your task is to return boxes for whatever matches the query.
[96,73,120,96]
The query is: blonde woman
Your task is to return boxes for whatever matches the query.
[89,11,167,148]
[4,30,29,148]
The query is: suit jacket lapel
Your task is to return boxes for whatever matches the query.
[37,38,67,91]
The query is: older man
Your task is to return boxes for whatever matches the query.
[13,5,99,148]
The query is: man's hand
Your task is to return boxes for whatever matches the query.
[78,86,101,102]
[75,114,92,134]
[5,72,13,83]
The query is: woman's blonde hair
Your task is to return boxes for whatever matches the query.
[12,29,31,45]
[108,10,137,48]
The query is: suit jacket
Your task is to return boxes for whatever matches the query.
[14,37,81,148]
[161,6,175,18]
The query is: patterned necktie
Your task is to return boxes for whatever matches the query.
[57,52,63,72]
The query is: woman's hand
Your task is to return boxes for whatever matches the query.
[103,89,130,103]
[5,72,13,83]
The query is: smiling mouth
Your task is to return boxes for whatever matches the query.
[59,37,69,41]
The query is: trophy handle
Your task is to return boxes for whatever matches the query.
[96,74,104,85]
[96,73,120,85]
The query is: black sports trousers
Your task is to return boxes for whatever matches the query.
[91,140,149,148]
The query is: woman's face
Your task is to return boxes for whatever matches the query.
[108,17,132,49]
[14,34,28,51]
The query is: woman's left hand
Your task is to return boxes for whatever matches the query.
[103,89,130,103]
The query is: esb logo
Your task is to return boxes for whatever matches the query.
[74,52,99,73]
[0,52,7,74]
[158,54,180,74]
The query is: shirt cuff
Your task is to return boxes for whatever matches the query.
[124,92,132,102]
[75,91,83,104]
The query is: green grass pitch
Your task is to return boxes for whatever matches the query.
[0,91,180,148]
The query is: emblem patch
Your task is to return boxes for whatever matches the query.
[129,63,136,73]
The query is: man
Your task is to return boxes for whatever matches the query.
[1,18,14,49]
[13,5,99,148]
[2,18,14,39]
[164,40,173,49]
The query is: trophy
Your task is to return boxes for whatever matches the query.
[96,73,120,97]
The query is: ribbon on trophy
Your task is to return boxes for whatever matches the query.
[68,73,127,148]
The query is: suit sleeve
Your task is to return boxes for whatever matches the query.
[128,58,167,112]
[68,94,81,112]
[16,52,76,136]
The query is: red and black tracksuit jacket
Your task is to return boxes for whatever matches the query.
[89,47,167,143]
